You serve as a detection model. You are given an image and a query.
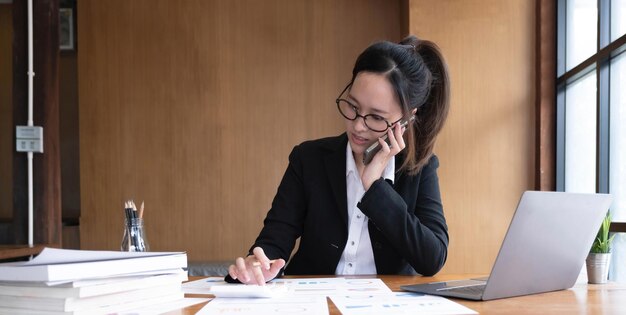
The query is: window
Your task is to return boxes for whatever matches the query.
[565,0,597,70]
[611,0,626,41]
[564,72,596,193]
[610,52,626,222]
[557,0,626,282]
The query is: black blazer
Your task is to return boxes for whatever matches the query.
[239,133,448,277]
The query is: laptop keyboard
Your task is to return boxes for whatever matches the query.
[439,284,486,295]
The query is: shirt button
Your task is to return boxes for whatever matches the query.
[357,215,362,219]
[348,263,353,268]
[351,241,355,246]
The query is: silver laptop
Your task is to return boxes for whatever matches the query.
[401,191,613,301]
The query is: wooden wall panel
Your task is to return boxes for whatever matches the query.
[78,0,402,261]
[59,53,80,220]
[0,4,12,220]
[409,0,536,273]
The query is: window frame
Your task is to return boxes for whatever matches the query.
[556,0,626,232]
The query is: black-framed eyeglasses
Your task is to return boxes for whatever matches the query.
[335,83,403,133]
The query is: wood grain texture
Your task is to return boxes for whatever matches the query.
[79,0,536,274]
[59,53,81,220]
[31,0,62,246]
[0,4,13,220]
[78,0,403,260]
[535,0,556,191]
[409,0,536,273]
[10,0,62,246]
[11,0,28,244]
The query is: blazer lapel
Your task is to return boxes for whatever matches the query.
[325,134,349,227]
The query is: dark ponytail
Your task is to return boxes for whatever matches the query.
[351,35,450,174]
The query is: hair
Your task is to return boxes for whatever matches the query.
[350,35,450,175]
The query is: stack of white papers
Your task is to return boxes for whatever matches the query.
[0,248,187,282]
[183,277,477,315]
[0,248,207,315]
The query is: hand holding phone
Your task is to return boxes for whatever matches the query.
[363,115,415,165]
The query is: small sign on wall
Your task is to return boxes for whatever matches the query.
[59,8,74,50]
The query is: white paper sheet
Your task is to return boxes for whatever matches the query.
[45,268,187,286]
[182,276,228,294]
[196,296,329,315]
[184,278,475,314]
[183,277,393,296]
[330,292,477,315]
[209,283,290,298]
[15,248,185,266]
[122,297,210,315]
[272,278,392,296]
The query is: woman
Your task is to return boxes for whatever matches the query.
[227,35,450,285]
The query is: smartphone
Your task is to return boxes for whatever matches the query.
[363,115,416,165]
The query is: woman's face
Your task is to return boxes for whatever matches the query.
[343,72,404,158]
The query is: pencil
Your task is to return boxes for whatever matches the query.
[139,201,144,218]
[252,259,277,267]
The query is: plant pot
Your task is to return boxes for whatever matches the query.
[586,253,611,284]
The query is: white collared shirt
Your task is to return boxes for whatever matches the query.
[335,143,395,275]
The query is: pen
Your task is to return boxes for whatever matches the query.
[124,201,133,250]
[130,201,136,219]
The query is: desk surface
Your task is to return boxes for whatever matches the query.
[171,274,626,314]
[0,244,51,260]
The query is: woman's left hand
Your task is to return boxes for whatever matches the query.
[361,122,406,190]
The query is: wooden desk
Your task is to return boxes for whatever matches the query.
[0,244,50,260]
[172,274,626,314]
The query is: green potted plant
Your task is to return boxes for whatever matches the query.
[586,212,615,284]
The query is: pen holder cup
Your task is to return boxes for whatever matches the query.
[121,218,150,252]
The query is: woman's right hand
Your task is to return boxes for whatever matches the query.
[227,247,286,285]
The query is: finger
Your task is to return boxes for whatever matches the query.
[394,123,406,150]
[228,264,238,280]
[235,257,250,283]
[378,137,391,155]
[382,127,395,152]
[251,262,267,286]
[387,123,405,153]
[387,126,400,153]
[269,258,286,274]
[252,247,271,270]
